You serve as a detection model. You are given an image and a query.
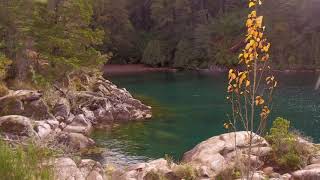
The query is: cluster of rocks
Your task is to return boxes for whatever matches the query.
[0,73,152,147]
[115,131,320,180]
[0,73,152,180]
[53,157,107,180]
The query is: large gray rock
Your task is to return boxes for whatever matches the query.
[34,121,52,139]
[0,115,36,137]
[57,132,95,151]
[63,114,93,135]
[53,97,71,122]
[292,168,320,180]
[54,157,85,180]
[22,99,55,120]
[182,131,270,178]
[0,90,54,120]
[93,107,114,125]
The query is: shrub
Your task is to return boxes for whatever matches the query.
[0,53,12,81]
[266,117,309,170]
[0,83,9,97]
[144,170,166,180]
[0,140,54,180]
[173,164,198,180]
[216,168,241,180]
[164,154,174,168]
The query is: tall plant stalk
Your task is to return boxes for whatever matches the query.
[225,0,277,179]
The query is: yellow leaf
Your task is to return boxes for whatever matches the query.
[246,80,250,87]
[249,40,255,46]
[256,16,263,28]
[246,19,253,27]
[249,2,255,8]
[245,43,251,50]
[239,73,247,86]
[255,96,265,105]
[251,11,257,17]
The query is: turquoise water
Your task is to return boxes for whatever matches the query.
[92,72,320,165]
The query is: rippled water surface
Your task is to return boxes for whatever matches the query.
[91,71,320,165]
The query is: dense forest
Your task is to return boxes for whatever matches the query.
[1,0,320,87]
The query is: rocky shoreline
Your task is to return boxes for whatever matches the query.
[114,132,320,180]
[0,72,152,179]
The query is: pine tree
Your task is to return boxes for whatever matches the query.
[93,0,136,63]
[142,40,165,67]
[32,0,105,71]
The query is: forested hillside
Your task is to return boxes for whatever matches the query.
[94,0,320,69]
[0,0,320,86]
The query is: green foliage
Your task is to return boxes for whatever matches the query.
[0,0,34,58]
[92,0,320,69]
[93,0,135,62]
[30,66,50,88]
[0,53,12,80]
[0,140,54,180]
[32,0,106,70]
[142,40,165,67]
[266,117,309,170]
[0,53,11,96]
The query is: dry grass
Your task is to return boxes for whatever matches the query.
[0,83,9,97]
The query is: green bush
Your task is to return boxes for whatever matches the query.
[0,140,54,180]
[266,117,307,170]
[0,53,12,81]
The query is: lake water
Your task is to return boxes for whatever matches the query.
[91,71,320,166]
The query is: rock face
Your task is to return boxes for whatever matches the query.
[182,131,271,178]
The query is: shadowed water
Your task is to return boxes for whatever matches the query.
[91,71,320,166]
